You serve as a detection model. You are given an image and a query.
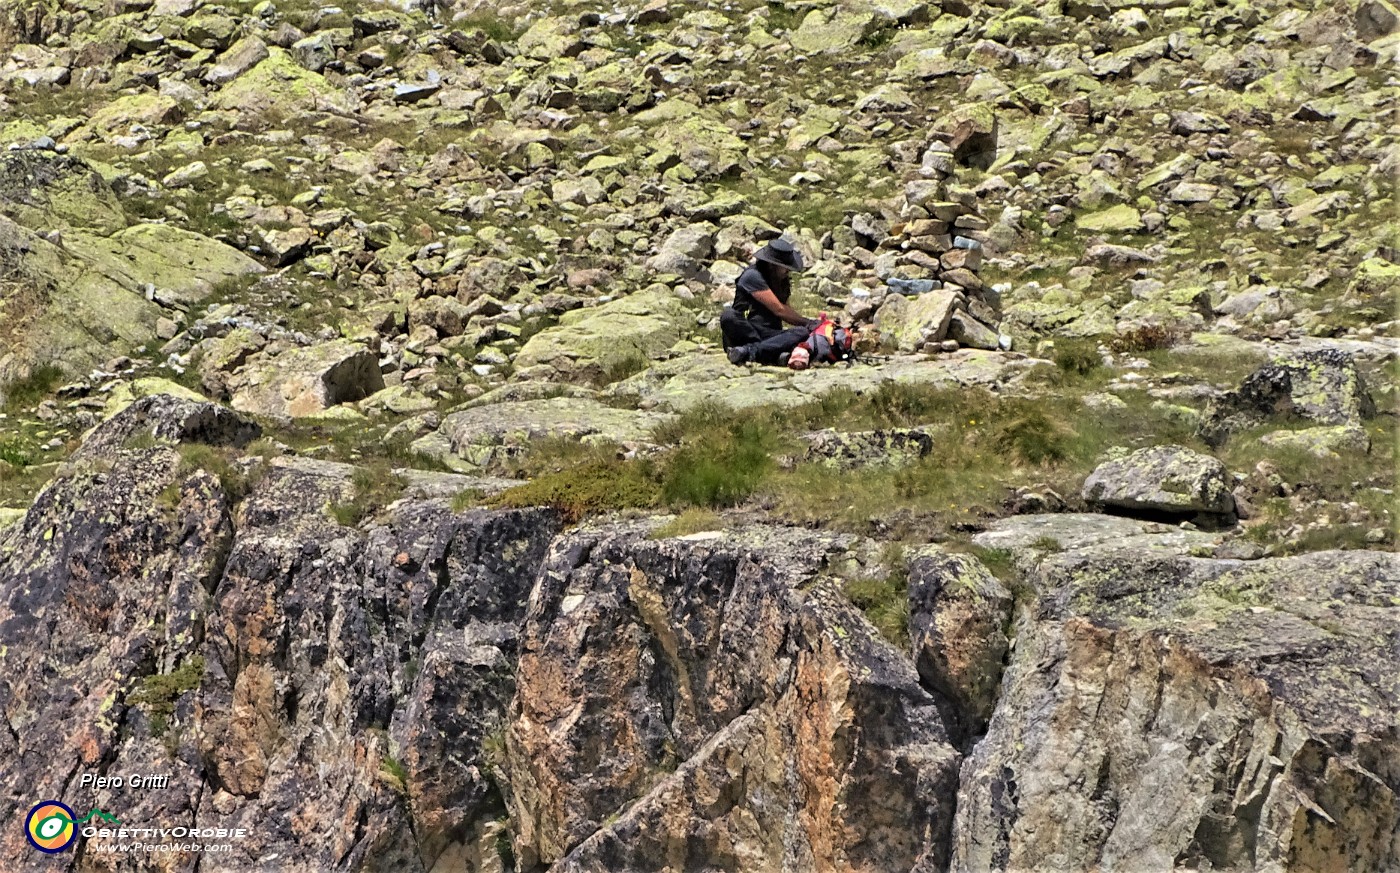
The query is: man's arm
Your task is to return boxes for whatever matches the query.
[750,288,812,327]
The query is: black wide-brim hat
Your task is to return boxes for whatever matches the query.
[755,238,805,272]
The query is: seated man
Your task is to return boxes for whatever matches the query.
[720,238,818,366]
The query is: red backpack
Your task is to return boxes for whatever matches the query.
[790,313,856,369]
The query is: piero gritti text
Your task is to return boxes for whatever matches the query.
[79,773,173,791]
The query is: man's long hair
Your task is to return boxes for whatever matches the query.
[755,259,791,298]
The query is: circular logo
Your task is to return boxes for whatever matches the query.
[25,801,77,853]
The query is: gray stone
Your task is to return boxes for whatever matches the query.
[908,550,1012,744]
[204,36,269,85]
[947,310,1000,350]
[803,426,935,468]
[1082,445,1235,518]
[1258,425,1372,457]
[411,397,670,475]
[645,224,716,277]
[229,341,385,418]
[1198,349,1375,448]
[876,289,959,351]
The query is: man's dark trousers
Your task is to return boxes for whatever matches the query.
[720,308,810,365]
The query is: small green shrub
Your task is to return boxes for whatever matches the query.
[380,755,409,793]
[129,656,204,737]
[662,419,778,508]
[489,459,661,522]
[1051,339,1102,377]
[650,398,739,446]
[0,439,31,468]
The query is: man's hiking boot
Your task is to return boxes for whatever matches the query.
[726,345,750,365]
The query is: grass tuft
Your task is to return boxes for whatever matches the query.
[329,464,408,527]
[1051,339,1102,378]
[2,364,64,412]
[650,508,725,539]
[842,544,910,648]
[488,458,661,522]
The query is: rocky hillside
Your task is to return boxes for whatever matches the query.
[0,0,1396,869]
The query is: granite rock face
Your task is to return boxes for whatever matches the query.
[505,523,963,872]
[952,516,1400,873]
[0,398,561,871]
[0,399,1395,873]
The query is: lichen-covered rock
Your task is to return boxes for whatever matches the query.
[644,223,716,278]
[608,350,1046,414]
[1082,445,1236,519]
[643,103,748,179]
[790,8,877,54]
[0,150,125,234]
[1198,350,1376,448]
[1077,204,1142,233]
[505,522,962,870]
[411,397,670,475]
[211,47,356,119]
[952,524,1400,873]
[203,35,268,85]
[947,310,1000,350]
[1258,424,1372,457]
[908,550,1013,745]
[0,154,261,388]
[228,341,385,419]
[511,287,691,384]
[87,93,186,140]
[803,426,935,468]
[876,289,960,351]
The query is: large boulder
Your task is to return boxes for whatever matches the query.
[0,151,125,234]
[211,47,356,119]
[511,287,691,384]
[645,223,716,278]
[72,392,260,460]
[0,153,262,391]
[640,102,747,179]
[1198,349,1375,448]
[954,515,1400,873]
[228,341,385,419]
[790,8,877,54]
[946,310,1000,350]
[410,397,671,475]
[86,93,186,142]
[203,35,268,85]
[1082,445,1236,520]
[876,289,960,351]
[607,350,1047,413]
